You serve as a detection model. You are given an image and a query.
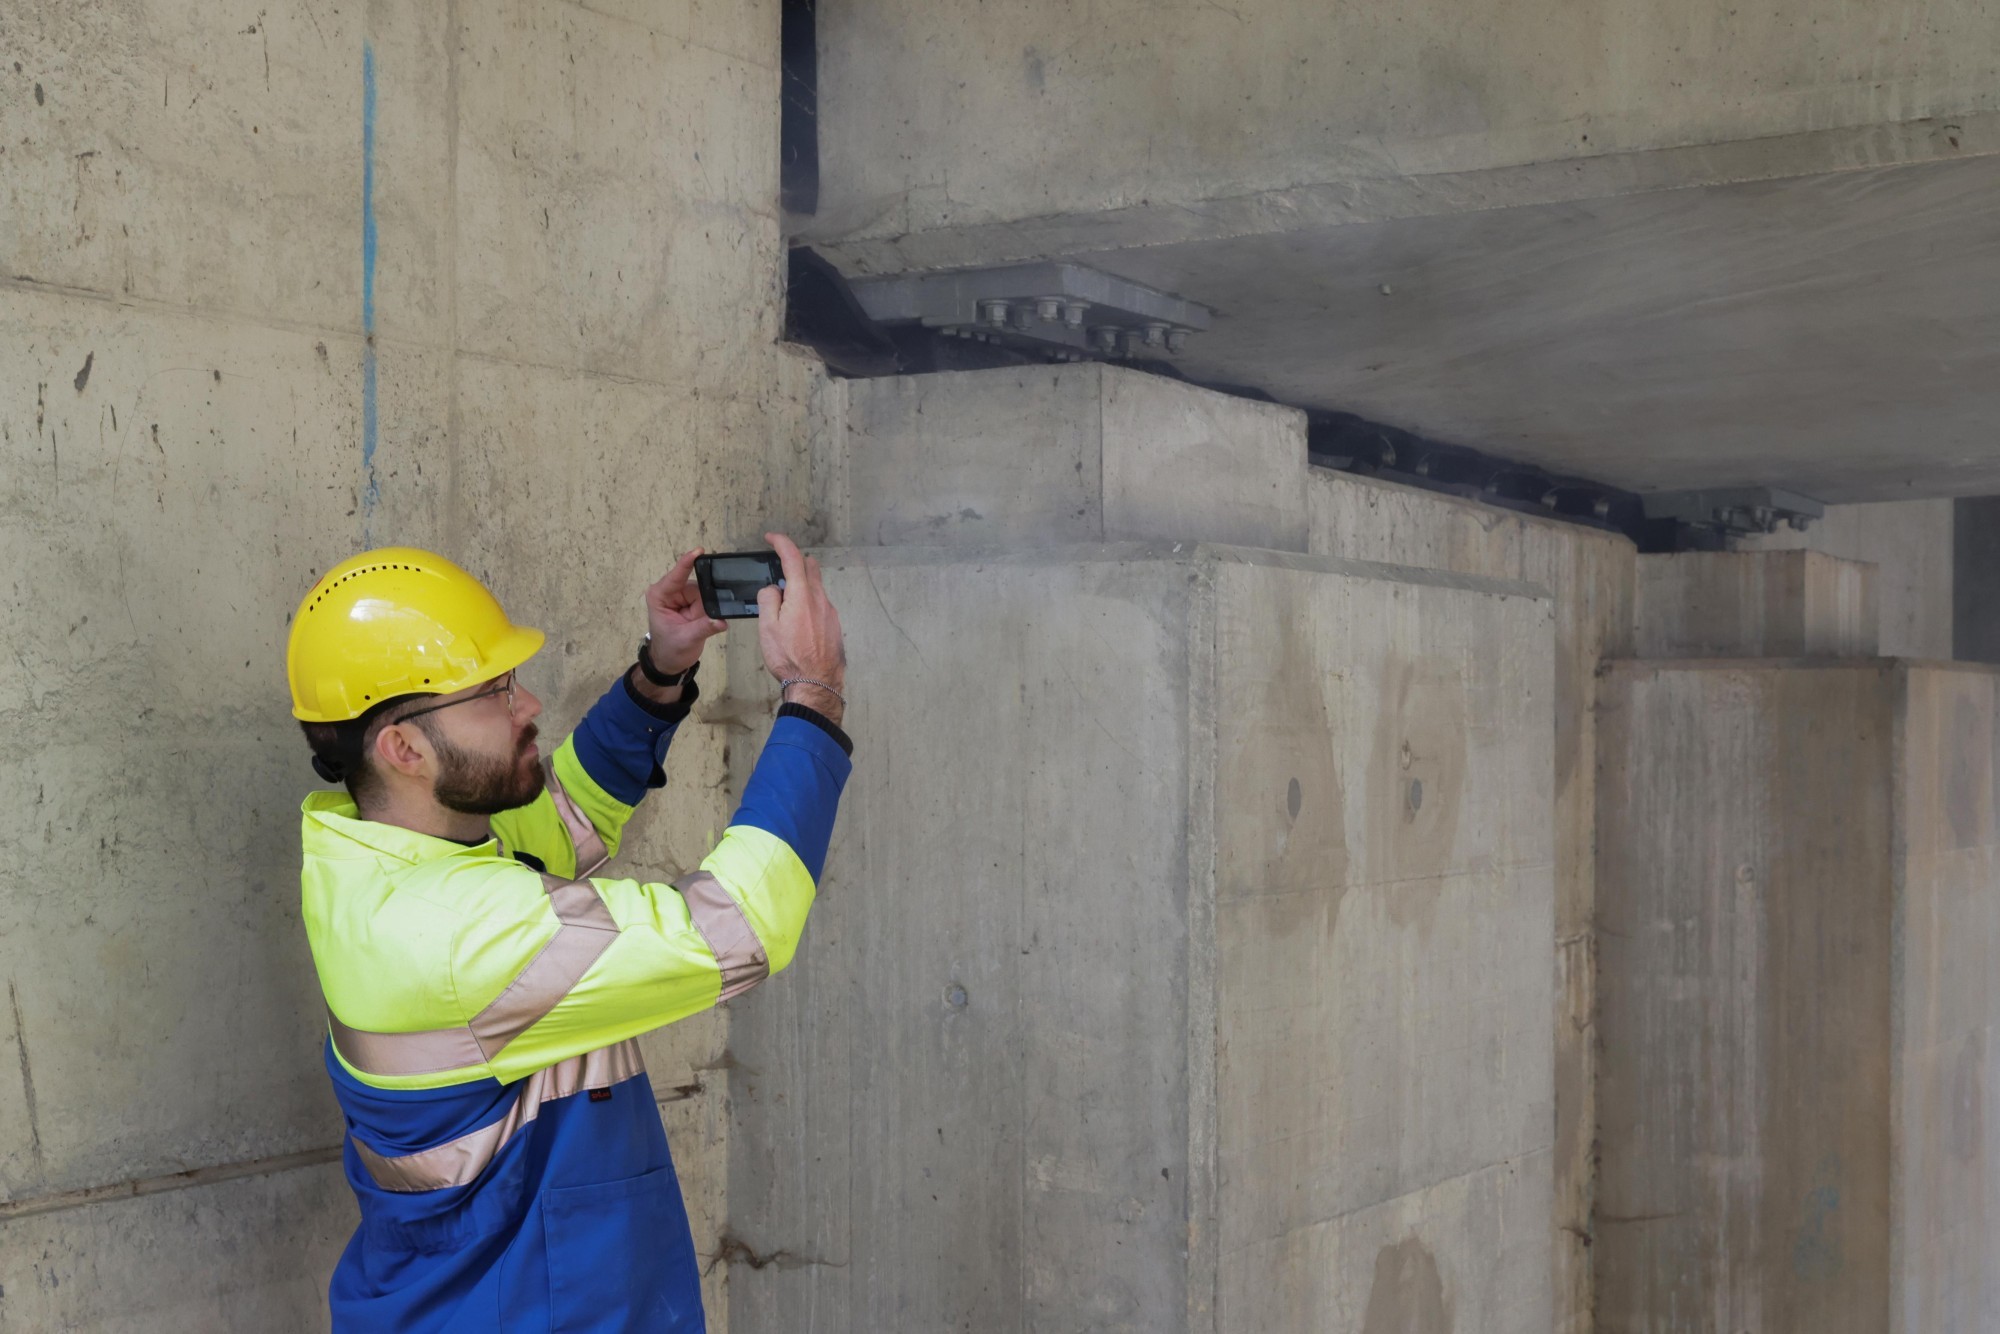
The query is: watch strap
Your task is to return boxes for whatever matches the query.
[637,636,698,687]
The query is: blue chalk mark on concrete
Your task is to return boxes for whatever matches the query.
[1792,1179,1843,1280]
[360,42,380,540]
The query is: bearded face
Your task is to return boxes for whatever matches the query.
[421,718,546,815]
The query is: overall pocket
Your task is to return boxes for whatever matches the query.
[542,1165,704,1333]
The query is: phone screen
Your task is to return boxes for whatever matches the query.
[698,552,785,619]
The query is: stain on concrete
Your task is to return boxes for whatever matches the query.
[1221,576,1349,899]
[1361,1235,1451,1333]
[72,351,93,394]
[1369,652,1468,921]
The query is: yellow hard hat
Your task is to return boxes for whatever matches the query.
[287,547,545,723]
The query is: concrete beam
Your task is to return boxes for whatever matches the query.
[805,5,2000,502]
[807,0,1997,266]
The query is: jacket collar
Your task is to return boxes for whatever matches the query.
[300,790,500,864]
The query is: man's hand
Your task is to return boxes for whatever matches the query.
[757,533,847,726]
[644,548,727,676]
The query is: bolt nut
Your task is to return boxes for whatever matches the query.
[1166,329,1190,354]
[1591,496,1613,519]
[1036,297,1063,323]
[1063,301,1089,328]
[1142,322,1169,348]
[1092,327,1121,354]
[980,300,1010,328]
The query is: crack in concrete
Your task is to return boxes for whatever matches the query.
[9,980,45,1179]
[704,1234,846,1278]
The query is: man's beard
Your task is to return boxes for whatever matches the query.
[425,722,545,815]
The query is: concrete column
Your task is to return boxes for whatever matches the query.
[1955,498,2000,663]
[732,371,1559,1330]
[1633,550,1877,658]
[1306,468,1636,1334]
[1737,499,1956,658]
[730,545,1556,1333]
[1596,662,2000,1332]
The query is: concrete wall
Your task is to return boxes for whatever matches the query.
[729,544,1556,1332]
[1307,472,1636,1334]
[2,2,812,1328]
[807,0,1998,269]
[1595,661,2000,1333]
[1739,499,1956,658]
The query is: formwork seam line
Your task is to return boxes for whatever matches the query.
[0,1146,345,1223]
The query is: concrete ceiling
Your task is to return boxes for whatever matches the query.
[1071,155,2000,503]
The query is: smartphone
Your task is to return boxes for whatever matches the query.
[695,551,786,619]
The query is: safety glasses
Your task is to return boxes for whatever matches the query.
[390,671,518,725]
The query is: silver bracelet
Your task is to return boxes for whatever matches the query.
[779,677,845,706]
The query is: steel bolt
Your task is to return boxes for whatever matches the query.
[1166,329,1190,354]
[1093,327,1121,354]
[1036,297,1063,323]
[1142,322,1169,348]
[981,300,1010,328]
[1063,302,1088,328]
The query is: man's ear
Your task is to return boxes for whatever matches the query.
[373,720,433,779]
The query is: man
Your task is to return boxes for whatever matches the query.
[286,536,849,1332]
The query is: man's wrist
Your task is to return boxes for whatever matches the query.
[627,663,687,706]
[779,680,845,726]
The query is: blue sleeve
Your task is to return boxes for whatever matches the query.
[732,715,853,882]
[568,676,690,806]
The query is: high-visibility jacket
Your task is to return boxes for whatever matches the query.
[300,675,851,1332]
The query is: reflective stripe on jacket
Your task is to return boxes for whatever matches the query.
[300,676,852,1333]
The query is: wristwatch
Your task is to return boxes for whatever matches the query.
[637,635,699,688]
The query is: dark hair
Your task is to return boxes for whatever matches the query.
[299,694,427,807]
